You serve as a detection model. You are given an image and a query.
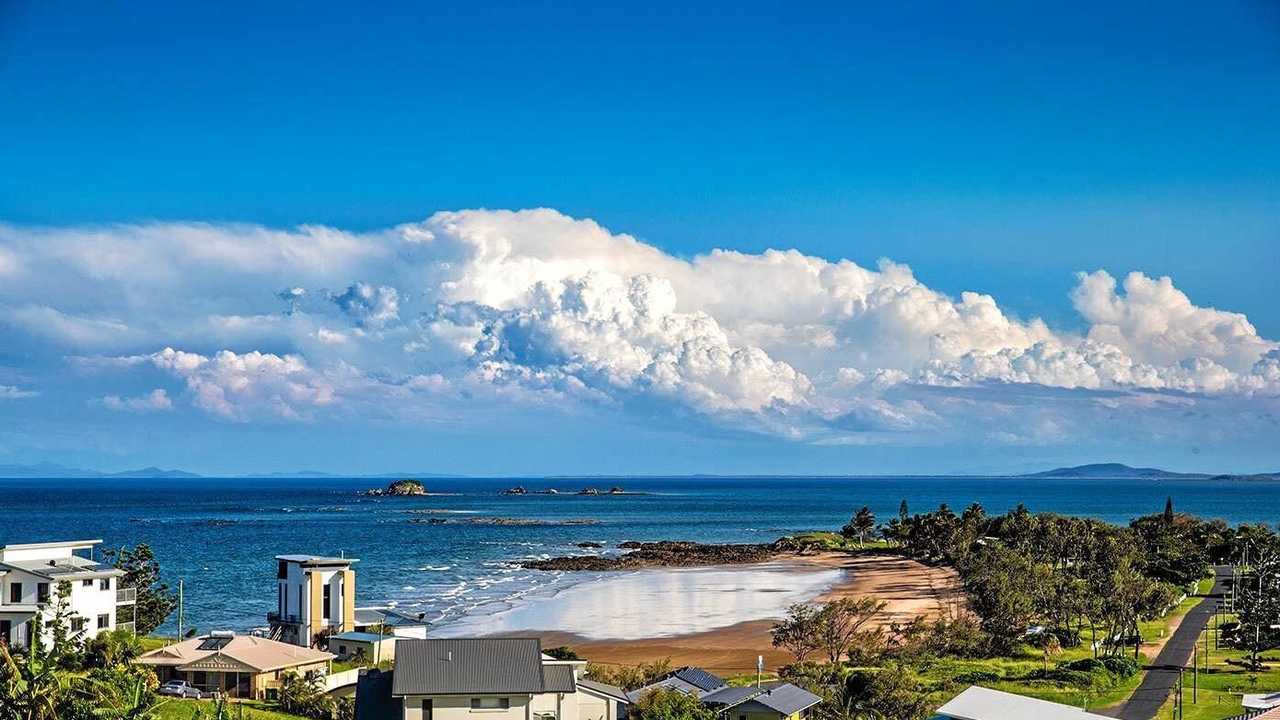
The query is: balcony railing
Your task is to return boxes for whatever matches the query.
[267,612,302,625]
[116,587,137,604]
[116,621,136,634]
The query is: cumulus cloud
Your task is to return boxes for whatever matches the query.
[100,388,173,412]
[1,209,1277,447]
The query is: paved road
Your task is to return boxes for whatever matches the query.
[1115,565,1231,720]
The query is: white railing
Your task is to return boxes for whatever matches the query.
[117,587,137,603]
[324,668,362,693]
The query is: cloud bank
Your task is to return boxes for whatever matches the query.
[1,209,1276,448]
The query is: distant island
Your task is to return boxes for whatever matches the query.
[362,479,428,496]
[0,461,1276,481]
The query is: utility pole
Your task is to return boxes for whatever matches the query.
[1193,646,1198,703]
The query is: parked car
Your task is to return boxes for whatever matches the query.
[158,679,208,699]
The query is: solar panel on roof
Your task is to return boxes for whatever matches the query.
[197,637,232,651]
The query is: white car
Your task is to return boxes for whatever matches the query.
[158,679,209,699]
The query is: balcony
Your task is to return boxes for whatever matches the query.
[116,587,137,604]
[116,621,135,634]
[267,612,302,625]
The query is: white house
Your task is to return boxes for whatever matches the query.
[268,554,357,647]
[933,686,1115,720]
[0,539,135,649]
[353,638,630,720]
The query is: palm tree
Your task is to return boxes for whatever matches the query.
[854,507,876,547]
[83,672,167,720]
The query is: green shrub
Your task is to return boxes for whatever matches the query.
[1101,656,1140,677]
[951,670,1001,684]
[1061,658,1103,672]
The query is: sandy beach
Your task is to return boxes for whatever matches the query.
[498,553,964,674]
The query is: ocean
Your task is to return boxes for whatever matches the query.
[2,475,1277,636]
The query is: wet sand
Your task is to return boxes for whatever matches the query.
[513,553,964,674]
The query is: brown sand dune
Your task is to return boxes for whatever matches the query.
[517,553,963,675]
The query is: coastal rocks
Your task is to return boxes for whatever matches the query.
[575,542,604,548]
[409,517,601,526]
[522,540,778,571]
[363,479,427,496]
[503,486,527,495]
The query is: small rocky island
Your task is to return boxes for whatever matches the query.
[521,540,779,571]
[363,479,428,496]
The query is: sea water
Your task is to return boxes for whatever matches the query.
[2,475,1277,635]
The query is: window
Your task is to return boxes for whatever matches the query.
[82,579,93,588]
[97,614,110,629]
[8,583,20,603]
[470,698,510,710]
[323,583,332,620]
[72,617,87,632]
[36,583,50,603]
[100,578,111,591]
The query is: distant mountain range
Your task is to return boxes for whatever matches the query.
[0,461,1276,480]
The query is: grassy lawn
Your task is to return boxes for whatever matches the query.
[782,531,895,552]
[1155,611,1280,720]
[141,635,179,651]
[154,698,310,720]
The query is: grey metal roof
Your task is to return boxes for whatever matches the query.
[355,607,428,627]
[669,667,726,692]
[276,554,357,566]
[700,686,765,707]
[355,669,403,720]
[627,676,705,703]
[543,664,577,693]
[0,557,124,580]
[579,679,630,703]
[751,683,823,715]
[391,638,547,696]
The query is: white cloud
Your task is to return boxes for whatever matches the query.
[2,209,1277,446]
[0,385,37,399]
[100,388,173,413]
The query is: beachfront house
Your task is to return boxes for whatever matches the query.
[353,638,630,720]
[268,554,357,647]
[330,630,400,663]
[354,606,429,639]
[626,667,821,720]
[135,631,334,700]
[933,686,1114,720]
[0,539,135,649]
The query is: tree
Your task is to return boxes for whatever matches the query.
[103,545,178,635]
[0,616,62,720]
[815,597,887,665]
[839,666,932,720]
[772,603,822,662]
[631,688,715,720]
[46,580,86,669]
[543,646,581,660]
[852,508,876,547]
[587,659,673,691]
[1164,497,1175,523]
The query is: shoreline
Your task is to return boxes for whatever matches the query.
[477,553,964,673]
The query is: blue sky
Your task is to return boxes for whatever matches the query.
[0,1,1277,475]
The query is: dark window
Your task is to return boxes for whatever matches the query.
[7,583,19,603]
[278,585,284,615]
[471,698,510,710]
[36,583,50,603]
[278,561,289,579]
[0,619,10,643]
[100,578,111,591]
[82,579,93,587]
[72,617,87,632]
[97,614,110,629]
[323,584,332,620]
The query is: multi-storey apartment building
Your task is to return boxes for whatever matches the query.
[0,539,136,648]
[267,554,356,647]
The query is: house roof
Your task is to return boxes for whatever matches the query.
[0,556,124,580]
[701,686,766,707]
[391,638,550,696]
[578,679,630,703]
[543,664,577,693]
[749,682,823,715]
[936,686,1114,720]
[276,554,357,567]
[135,634,334,673]
[0,539,102,553]
[354,606,428,627]
[331,632,395,643]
